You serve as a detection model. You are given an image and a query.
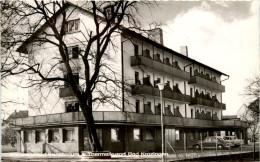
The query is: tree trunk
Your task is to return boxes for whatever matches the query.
[85,111,103,151]
[80,96,103,152]
[253,134,255,160]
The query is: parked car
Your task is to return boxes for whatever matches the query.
[192,136,235,150]
[223,136,244,147]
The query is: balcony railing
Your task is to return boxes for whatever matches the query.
[189,75,225,92]
[59,87,74,97]
[191,97,226,110]
[11,111,247,128]
[132,84,191,103]
[131,56,190,80]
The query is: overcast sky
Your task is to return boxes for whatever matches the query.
[140,1,259,115]
[2,1,259,118]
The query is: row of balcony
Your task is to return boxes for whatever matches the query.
[11,111,247,129]
[143,104,183,118]
[130,55,225,92]
[131,55,190,80]
[131,84,191,103]
[59,84,226,110]
[131,84,226,110]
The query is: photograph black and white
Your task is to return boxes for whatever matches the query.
[1,1,259,161]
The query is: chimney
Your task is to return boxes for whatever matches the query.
[180,46,188,57]
[147,28,164,45]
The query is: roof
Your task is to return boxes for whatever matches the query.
[123,28,228,76]
[6,110,28,121]
[17,2,228,76]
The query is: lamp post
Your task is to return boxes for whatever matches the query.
[157,83,165,162]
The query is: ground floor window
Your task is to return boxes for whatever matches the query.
[111,128,121,142]
[49,129,59,143]
[145,129,155,140]
[133,128,142,141]
[36,130,45,142]
[24,131,32,143]
[64,129,74,142]
[176,130,180,140]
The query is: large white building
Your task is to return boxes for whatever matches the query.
[12,2,247,153]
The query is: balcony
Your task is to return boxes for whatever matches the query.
[132,84,191,103]
[189,75,225,92]
[131,56,190,80]
[59,87,74,97]
[11,111,247,129]
[191,97,226,110]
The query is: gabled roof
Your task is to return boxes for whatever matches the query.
[17,2,88,54]
[17,2,228,76]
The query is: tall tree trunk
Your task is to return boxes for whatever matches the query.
[80,95,103,152]
[253,133,255,160]
[85,111,103,151]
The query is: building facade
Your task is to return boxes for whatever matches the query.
[12,3,247,154]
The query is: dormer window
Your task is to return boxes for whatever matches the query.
[65,19,80,33]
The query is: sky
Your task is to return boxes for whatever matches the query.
[139,1,259,115]
[1,1,259,118]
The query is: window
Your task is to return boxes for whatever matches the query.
[64,73,79,86]
[133,128,142,141]
[136,100,140,113]
[191,109,193,118]
[64,129,74,142]
[190,88,193,98]
[111,128,121,142]
[24,131,32,143]
[49,129,59,143]
[36,130,45,143]
[147,75,150,82]
[71,46,79,59]
[205,137,211,142]
[65,19,80,33]
[134,44,139,56]
[135,71,139,84]
[176,130,180,140]
[147,102,151,107]
[145,129,155,140]
[104,6,114,19]
[65,102,79,112]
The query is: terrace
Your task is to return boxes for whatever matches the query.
[11,111,247,129]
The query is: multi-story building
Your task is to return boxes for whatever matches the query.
[12,3,247,153]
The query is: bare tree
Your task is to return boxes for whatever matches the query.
[241,75,259,158]
[2,0,155,151]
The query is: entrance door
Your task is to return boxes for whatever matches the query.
[83,129,102,151]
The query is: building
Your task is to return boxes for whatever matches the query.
[11,2,247,154]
